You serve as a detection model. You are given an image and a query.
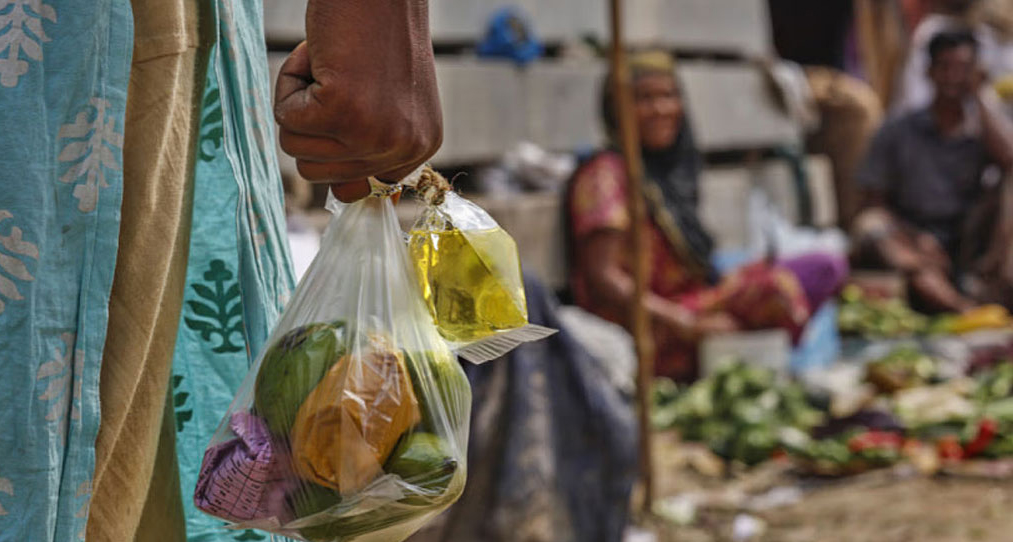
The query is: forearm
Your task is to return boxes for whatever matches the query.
[306,0,432,82]
[853,205,936,272]
[976,90,1013,171]
[591,265,695,339]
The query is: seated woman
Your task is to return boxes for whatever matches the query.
[565,50,847,382]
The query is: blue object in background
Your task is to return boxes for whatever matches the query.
[476,7,544,65]
[791,302,842,374]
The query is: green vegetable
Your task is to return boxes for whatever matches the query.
[865,346,938,393]
[254,322,347,435]
[404,350,472,436]
[974,362,1013,404]
[385,432,459,504]
[295,432,460,542]
[291,482,342,521]
[984,397,1013,420]
[838,286,929,338]
[652,362,823,465]
[299,504,429,542]
[652,377,680,405]
[984,434,1013,457]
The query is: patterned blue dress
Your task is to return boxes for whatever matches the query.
[0,1,294,540]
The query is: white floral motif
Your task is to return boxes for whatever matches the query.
[0,476,12,516]
[0,0,56,88]
[36,332,84,440]
[58,98,123,212]
[0,210,39,316]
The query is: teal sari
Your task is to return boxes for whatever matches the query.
[0,1,294,540]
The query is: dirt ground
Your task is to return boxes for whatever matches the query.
[643,432,1013,542]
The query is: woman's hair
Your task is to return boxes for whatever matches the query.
[599,50,679,135]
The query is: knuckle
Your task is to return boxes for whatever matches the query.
[405,125,440,163]
[273,103,289,126]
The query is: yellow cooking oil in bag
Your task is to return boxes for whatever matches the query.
[406,167,555,363]
[409,226,527,343]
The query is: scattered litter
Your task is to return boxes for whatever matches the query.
[652,494,699,526]
[623,525,658,542]
[732,513,768,541]
[746,485,803,511]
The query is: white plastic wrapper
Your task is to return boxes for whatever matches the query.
[195,189,471,542]
[407,168,556,363]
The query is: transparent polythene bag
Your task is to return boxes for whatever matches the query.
[406,169,556,363]
[194,188,471,542]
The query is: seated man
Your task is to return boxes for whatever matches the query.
[893,0,1013,115]
[854,31,1013,312]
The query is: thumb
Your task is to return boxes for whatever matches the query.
[330,180,371,203]
[274,42,317,130]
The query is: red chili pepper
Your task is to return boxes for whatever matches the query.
[848,431,904,452]
[964,418,999,458]
[937,435,964,461]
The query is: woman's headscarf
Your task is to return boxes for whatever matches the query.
[600,50,716,280]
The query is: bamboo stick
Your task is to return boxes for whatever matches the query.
[608,0,657,513]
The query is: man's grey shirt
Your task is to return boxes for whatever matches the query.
[857,107,992,248]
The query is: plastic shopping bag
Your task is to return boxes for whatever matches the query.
[195,186,471,542]
[407,167,556,362]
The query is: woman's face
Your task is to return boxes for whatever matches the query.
[634,73,683,151]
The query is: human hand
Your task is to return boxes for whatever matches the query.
[274,0,443,202]
[693,312,740,339]
[659,307,739,343]
[915,232,951,271]
[972,66,990,95]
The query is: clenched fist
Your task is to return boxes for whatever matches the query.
[274,0,443,202]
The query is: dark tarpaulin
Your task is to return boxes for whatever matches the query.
[768,0,855,70]
[411,276,639,542]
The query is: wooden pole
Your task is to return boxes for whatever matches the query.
[608,0,657,513]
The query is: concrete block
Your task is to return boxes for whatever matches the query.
[698,155,837,252]
[699,167,753,250]
[520,61,607,153]
[678,61,801,152]
[753,155,838,228]
[430,0,605,43]
[433,59,607,166]
[804,155,838,228]
[263,0,306,44]
[652,0,771,56]
[433,60,526,165]
[700,330,792,378]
